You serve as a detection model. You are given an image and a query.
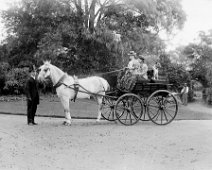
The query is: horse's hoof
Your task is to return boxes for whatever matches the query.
[62,121,71,126]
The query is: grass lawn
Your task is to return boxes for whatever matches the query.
[0,95,212,120]
[0,95,98,119]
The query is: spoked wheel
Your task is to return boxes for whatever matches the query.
[147,90,178,125]
[115,93,143,126]
[101,96,117,121]
[139,97,150,121]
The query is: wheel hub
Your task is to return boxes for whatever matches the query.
[159,105,165,110]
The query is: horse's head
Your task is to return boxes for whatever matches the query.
[37,61,52,82]
[38,61,65,86]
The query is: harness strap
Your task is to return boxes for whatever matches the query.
[54,75,109,102]
[53,74,79,102]
[71,84,79,102]
[53,74,67,89]
[71,77,79,102]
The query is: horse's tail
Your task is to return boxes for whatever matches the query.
[99,77,110,92]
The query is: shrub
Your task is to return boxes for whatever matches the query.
[0,71,5,94]
[4,67,28,94]
[165,63,191,91]
[0,62,10,94]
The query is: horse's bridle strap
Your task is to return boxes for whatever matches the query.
[54,74,67,89]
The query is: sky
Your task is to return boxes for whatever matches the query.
[0,0,212,50]
[163,0,212,51]
[0,0,11,42]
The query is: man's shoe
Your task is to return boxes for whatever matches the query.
[28,122,34,126]
[32,122,38,125]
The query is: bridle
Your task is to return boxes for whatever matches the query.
[41,66,65,88]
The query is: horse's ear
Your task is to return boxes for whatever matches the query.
[73,75,79,83]
[73,75,78,79]
[43,60,51,64]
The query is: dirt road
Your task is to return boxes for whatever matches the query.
[0,114,212,170]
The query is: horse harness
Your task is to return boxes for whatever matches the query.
[53,74,108,102]
[53,74,79,102]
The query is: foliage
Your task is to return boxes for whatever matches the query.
[124,0,186,33]
[180,31,212,87]
[0,0,186,72]
[0,61,10,71]
[0,62,10,93]
[159,54,191,91]
[167,63,191,90]
[4,68,28,94]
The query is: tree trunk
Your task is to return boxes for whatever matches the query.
[84,0,89,28]
[89,0,97,33]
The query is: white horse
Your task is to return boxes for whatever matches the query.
[37,61,110,125]
[152,62,161,80]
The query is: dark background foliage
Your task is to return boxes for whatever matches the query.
[0,0,190,94]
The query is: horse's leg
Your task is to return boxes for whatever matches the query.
[155,70,158,80]
[96,96,103,122]
[60,96,72,125]
[153,69,156,80]
[155,69,158,80]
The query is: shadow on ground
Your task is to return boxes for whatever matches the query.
[0,95,212,120]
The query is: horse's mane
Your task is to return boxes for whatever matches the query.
[43,61,101,80]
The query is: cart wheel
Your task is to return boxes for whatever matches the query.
[139,97,150,121]
[115,93,143,126]
[101,96,117,121]
[147,90,178,125]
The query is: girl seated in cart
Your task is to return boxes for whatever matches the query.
[127,51,141,74]
[137,55,148,80]
[117,51,149,91]
[117,51,139,91]
[127,52,148,79]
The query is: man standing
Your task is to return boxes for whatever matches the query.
[181,83,189,106]
[25,65,39,125]
[207,84,212,105]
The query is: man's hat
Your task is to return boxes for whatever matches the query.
[127,51,136,56]
[28,64,36,73]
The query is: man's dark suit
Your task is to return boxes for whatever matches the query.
[25,76,39,124]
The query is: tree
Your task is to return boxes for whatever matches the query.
[159,53,191,91]
[0,0,186,73]
[180,31,212,87]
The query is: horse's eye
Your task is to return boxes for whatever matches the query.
[44,69,48,72]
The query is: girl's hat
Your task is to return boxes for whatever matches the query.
[127,51,136,56]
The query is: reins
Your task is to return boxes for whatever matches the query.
[100,68,125,75]
[50,67,125,101]
[56,82,116,99]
